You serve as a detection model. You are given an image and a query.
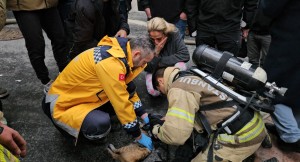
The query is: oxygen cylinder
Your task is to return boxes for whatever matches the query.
[192,45,267,91]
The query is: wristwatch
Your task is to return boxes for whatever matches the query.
[0,126,4,135]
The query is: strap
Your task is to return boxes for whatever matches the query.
[207,94,255,162]
[211,51,232,79]
[172,71,196,82]
[196,112,213,136]
[200,100,236,111]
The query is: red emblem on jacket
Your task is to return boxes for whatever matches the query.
[119,74,125,81]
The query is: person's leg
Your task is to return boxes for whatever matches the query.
[13,11,50,85]
[216,30,242,57]
[258,34,271,67]
[175,19,187,40]
[272,104,300,143]
[42,97,76,144]
[40,7,69,72]
[247,32,260,66]
[145,73,160,97]
[80,109,111,142]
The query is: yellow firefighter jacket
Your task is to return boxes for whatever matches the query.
[152,67,266,161]
[46,36,145,139]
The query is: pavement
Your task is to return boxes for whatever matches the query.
[1,1,300,162]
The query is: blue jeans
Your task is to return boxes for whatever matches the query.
[175,19,187,40]
[272,104,300,143]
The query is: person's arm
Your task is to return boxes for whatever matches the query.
[116,0,130,37]
[144,7,152,20]
[0,123,27,158]
[95,58,141,138]
[185,0,199,34]
[159,31,190,67]
[72,3,99,51]
[153,88,198,145]
[137,0,151,20]
[95,59,153,150]
[243,0,258,29]
[126,81,149,124]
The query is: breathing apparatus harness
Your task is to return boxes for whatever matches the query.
[171,45,287,162]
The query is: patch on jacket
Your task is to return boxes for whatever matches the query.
[119,74,125,81]
[94,47,103,64]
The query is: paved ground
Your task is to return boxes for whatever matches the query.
[1,1,300,162]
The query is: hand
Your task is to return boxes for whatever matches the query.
[180,12,187,20]
[242,28,250,39]
[144,8,152,21]
[136,133,153,151]
[148,114,164,126]
[141,113,149,124]
[115,29,127,38]
[154,37,167,56]
[0,124,27,158]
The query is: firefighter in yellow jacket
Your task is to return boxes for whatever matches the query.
[151,67,267,161]
[42,36,155,151]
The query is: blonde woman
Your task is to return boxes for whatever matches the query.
[145,17,190,96]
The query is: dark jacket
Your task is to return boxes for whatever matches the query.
[262,0,300,108]
[67,0,130,59]
[145,30,190,73]
[249,0,271,35]
[138,0,185,23]
[185,0,258,33]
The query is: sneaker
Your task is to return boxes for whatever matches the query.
[0,87,9,99]
[43,80,54,95]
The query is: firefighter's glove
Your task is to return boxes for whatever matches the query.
[143,116,150,125]
[136,133,153,151]
[148,114,164,127]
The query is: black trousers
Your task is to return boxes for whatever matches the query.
[196,30,242,57]
[13,7,69,84]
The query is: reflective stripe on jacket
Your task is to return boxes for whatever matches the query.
[0,144,19,162]
[46,36,145,138]
[218,111,266,147]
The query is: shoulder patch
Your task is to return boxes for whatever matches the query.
[119,74,125,81]
[94,46,103,64]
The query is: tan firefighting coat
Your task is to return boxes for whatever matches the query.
[152,67,266,161]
